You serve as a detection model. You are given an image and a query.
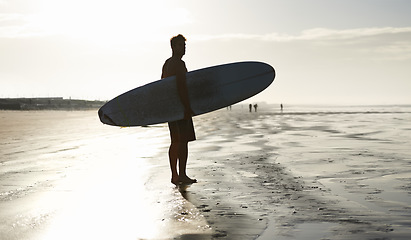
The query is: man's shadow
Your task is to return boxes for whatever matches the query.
[177,183,191,201]
[174,183,216,240]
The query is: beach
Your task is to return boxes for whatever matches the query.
[1,105,410,239]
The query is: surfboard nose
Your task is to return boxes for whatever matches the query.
[98,108,106,124]
[98,107,117,126]
[98,108,103,120]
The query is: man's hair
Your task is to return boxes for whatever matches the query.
[170,34,186,47]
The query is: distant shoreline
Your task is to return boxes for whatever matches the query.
[0,97,106,110]
[1,97,409,112]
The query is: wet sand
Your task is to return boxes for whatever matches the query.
[1,106,410,239]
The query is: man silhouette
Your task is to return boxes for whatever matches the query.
[161,34,197,185]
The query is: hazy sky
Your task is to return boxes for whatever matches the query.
[1,0,411,104]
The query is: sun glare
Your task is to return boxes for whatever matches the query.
[34,0,190,46]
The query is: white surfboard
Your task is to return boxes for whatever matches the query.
[98,61,275,126]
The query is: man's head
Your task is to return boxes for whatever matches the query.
[170,34,186,57]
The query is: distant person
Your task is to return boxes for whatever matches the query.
[161,34,197,185]
[249,104,252,112]
[254,104,258,112]
[280,103,283,112]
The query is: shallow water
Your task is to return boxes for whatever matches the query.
[1,105,410,239]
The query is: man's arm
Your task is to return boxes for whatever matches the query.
[175,62,193,119]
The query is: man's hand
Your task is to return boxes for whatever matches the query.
[184,108,194,119]
[175,67,193,120]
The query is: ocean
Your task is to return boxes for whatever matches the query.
[1,105,410,239]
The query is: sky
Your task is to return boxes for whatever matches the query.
[1,0,411,105]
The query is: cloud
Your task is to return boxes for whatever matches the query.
[0,13,25,38]
[0,1,191,42]
[292,27,411,41]
[190,27,411,61]
[192,27,411,42]
[0,13,49,38]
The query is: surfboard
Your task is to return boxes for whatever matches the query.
[98,61,275,127]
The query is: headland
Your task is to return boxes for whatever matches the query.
[0,97,106,110]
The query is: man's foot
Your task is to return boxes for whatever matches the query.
[171,175,180,185]
[179,176,197,184]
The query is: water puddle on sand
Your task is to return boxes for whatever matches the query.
[318,176,411,215]
[257,222,337,240]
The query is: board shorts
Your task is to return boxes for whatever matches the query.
[168,118,196,143]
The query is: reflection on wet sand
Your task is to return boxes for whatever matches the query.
[1,106,411,239]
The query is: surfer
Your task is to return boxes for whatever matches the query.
[161,34,197,185]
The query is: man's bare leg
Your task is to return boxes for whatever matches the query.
[169,142,179,185]
[178,142,197,184]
